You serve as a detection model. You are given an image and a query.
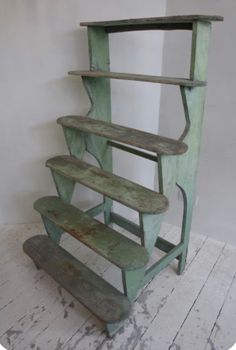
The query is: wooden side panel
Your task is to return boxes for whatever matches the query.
[84,27,112,224]
[176,21,212,273]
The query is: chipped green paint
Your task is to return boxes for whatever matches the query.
[23,235,132,324]
[46,155,169,214]
[57,115,187,155]
[34,196,149,270]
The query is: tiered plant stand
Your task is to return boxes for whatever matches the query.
[23,15,223,336]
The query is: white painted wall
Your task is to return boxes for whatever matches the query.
[159,2,236,244]
[0,0,166,224]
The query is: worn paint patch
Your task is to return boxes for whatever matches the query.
[5,329,23,345]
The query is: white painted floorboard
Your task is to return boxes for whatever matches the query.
[0,222,235,350]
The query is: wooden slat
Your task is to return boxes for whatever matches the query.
[46,156,169,214]
[34,196,149,270]
[68,70,206,87]
[169,244,236,350]
[205,268,236,350]
[23,235,131,324]
[57,116,188,156]
[134,239,224,350]
[80,15,223,32]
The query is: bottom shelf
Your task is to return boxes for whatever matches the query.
[23,235,131,324]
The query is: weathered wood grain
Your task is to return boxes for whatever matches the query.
[46,155,169,214]
[1,223,235,350]
[17,224,142,350]
[5,223,169,350]
[34,196,149,270]
[58,115,188,155]
[80,15,223,33]
[23,235,131,324]
[69,70,206,87]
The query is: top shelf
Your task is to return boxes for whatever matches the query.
[80,15,224,33]
[68,70,206,87]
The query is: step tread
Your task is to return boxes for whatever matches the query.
[57,116,187,156]
[81,15,223,32]
[23,235,131,323]
[34,196,149,270]
[68,70,205,87]
[46,156,169,214]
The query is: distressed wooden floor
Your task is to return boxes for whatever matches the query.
[0,221,236,350]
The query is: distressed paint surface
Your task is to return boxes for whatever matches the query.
[175,21,212,274]
[3,223,236,350]
[58,115,188,155]
[46,155,169,214]
[23,235,131,324]
[34,196,149,270]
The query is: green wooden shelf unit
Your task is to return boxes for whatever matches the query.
[23,15,223,336]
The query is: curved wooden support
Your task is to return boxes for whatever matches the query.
[41,215,63,244]
[62,127,86,159]
[176,184,194,274]
[139,213,164,255]
[51,170,75,203]
[82,27,113,224]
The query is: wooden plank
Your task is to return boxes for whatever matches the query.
[34,196,149,270]
[63,229,206,350]
[0,280,91,350]
[205,263,236,350]
[46,156,169,214]
[169,244,236,350]
[58,115,188,156]
[23,235,131,324]
[69,70,206,87]
[80,15,223,33]
[133,239,224,350]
